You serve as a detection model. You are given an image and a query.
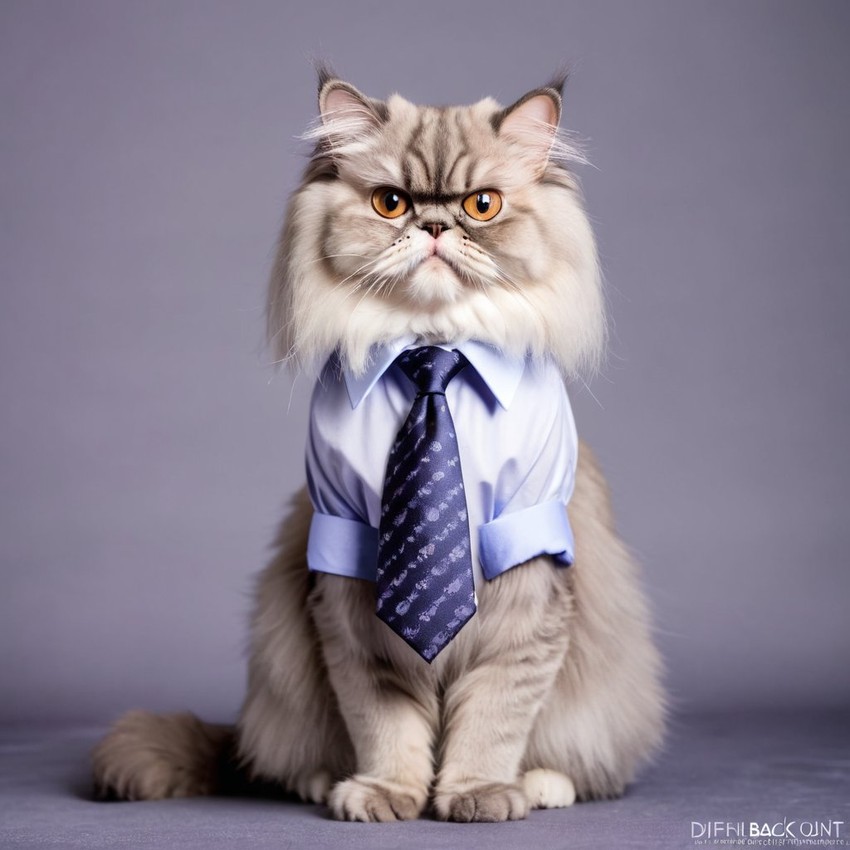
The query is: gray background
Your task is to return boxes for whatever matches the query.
[1,0,848,725]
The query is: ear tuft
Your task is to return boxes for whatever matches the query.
[495,84,563,168]
[544,67,569,98]
[318,78,385,131]
[503,92,560,130]
[313,60,336,94]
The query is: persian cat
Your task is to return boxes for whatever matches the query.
[92,70,665,822]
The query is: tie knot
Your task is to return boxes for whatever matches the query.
[396,346,467,396]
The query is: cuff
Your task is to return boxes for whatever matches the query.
[307,512,378,581]
[478,499,575,581]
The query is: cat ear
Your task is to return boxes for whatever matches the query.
[495,78,564,166]
[318,76,386,133]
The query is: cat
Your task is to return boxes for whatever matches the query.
[91,69,665,823]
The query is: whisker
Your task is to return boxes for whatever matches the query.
[491,262,531,299]
[303,252,372,268]
[576,376,604,409]
[263,340,299,370]
[265,252,384,355]
[320,254,384,300]
[351,273,388,312]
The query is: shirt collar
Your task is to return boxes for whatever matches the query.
[343,337,525,410]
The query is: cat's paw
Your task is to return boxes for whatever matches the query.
[328,776,426,822]
[293,769,333,805]
[522,768,576,809]
[433,781,529,822]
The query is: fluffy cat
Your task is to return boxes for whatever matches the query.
[91,70,665,823]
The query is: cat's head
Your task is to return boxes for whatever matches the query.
[267,72,605,377]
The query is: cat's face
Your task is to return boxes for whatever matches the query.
[268,76,604,377]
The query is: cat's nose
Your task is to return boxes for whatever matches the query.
[419,221,451,238]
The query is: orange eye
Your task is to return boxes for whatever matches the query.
[462,189,502,221]
[371,187,410,219]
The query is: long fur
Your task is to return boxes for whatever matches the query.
[267,86,605,378]
[92,76,665,822]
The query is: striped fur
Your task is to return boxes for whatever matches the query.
[92,77,665,822]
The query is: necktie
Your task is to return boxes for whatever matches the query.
[376,346,476,662]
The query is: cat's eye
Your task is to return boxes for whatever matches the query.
[462,190,502,222]
[371,188,411,219]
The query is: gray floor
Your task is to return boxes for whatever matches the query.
[0,711,848,850]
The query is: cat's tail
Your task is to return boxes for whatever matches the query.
[92,710,242,801]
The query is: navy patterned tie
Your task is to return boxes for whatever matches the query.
[376,346,476,662]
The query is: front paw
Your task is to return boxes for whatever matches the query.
[522,768,576,809]
[433,781,529,822]
[328,776,426,822]
[293,769,333,805]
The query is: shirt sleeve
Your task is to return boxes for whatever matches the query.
[305,380,379,581]
[477,375,577,580]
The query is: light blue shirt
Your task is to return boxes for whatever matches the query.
[305,338,577,586]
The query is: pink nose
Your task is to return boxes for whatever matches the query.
[420,221,449,238]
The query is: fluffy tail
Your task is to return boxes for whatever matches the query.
[92,710,240,801]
